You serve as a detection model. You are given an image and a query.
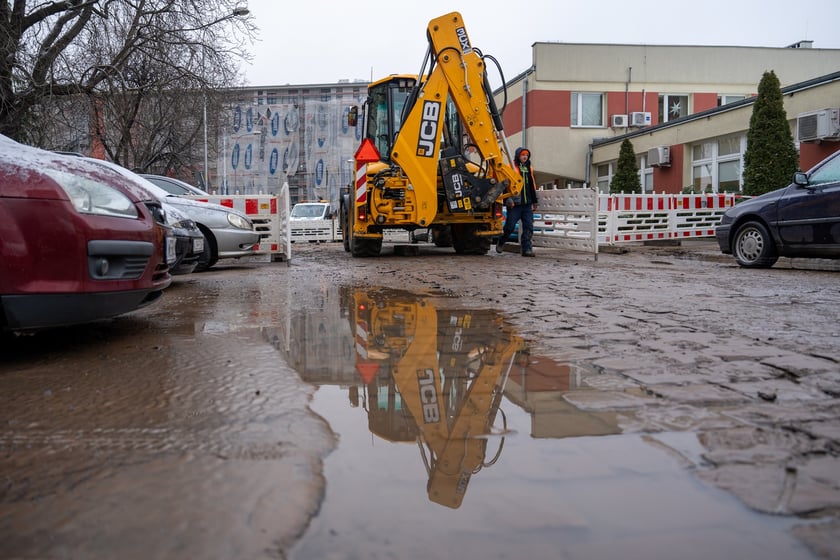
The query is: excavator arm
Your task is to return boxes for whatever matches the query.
[351,288,524,508]
[391,11,523,223]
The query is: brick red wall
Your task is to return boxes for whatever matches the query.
[693,93,719,113]
[606,91,659,124]
[799,142,840,171]
[653,144,684,194]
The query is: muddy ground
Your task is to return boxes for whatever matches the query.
[1,240,839,559]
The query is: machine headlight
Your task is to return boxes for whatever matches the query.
[227,213,252,230]
[45,169,138,218]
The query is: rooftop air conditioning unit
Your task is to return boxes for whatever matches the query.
[797,108,840,142]
[611,114,628,128]
[631,111,651,127]
[647,146,670,167]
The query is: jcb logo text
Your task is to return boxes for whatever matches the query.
[416,101,440,157]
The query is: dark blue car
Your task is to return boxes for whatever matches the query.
[716,150,840,267]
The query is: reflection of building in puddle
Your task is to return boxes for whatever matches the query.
[262,285,357,384]
[504,356,627,438]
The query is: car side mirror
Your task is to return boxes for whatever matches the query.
[793,171,809,186]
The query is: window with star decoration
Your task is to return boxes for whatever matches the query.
[658,94,689,123]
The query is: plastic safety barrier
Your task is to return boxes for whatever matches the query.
[290,220,336,243]
[598,193,745,245]
[289,220,414,244]
[532,188,599,254]
[281,192,745,254]
[186,183,291,262]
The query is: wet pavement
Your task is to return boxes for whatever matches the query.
[1,240,839,559]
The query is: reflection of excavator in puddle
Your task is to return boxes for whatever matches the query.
[343,287,526,508]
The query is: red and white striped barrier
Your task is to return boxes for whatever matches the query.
[278,191,747,253]
[186,192,291,262]
[597,193,745,245]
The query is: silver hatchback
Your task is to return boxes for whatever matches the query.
[139,178,261,271]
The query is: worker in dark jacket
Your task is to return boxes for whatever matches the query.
[496,147,538,256]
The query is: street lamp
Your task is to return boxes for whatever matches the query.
[203,4,249,189]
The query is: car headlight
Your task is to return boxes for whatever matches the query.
[227,213,252,230]
[169,217,198,230]
[45,169,138,218]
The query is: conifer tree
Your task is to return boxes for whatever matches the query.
[611,138,642,193]
[742,70,799,196]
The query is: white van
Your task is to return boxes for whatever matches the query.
[290,202,332,221]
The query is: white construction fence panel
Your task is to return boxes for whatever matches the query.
[598,193,745,245]
[532,188,599,255]
[290,220,337,243]
[186,181,292,262]
[274,191,744,254]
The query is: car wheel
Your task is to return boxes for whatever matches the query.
[194,229,218,272]
[732,221,778,268]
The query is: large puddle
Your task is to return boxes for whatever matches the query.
[265,285,815,560]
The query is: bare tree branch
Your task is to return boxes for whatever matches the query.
[0,0,256,162]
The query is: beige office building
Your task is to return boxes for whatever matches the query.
[495,42,840,193]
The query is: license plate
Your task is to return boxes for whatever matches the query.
[166,236,177,264]
[193,237,205,253]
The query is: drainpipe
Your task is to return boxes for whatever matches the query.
[625,67,632,119]
[516,66,536,149]
[521,72,529,148]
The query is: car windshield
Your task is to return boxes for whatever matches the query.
[80,158,172,200]
[132,178,171,199]
[810,153,840,185]
[291,204,328,218]
[143,175,208,196]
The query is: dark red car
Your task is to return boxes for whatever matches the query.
[0,135,173,331]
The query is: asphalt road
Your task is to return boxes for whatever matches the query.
[1,240,838,559]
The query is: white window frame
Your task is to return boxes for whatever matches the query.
[596,162,613,193]
[598,158,652,194]
[659,94,689,123]
[690,134,746,193]
[638,155,654,193]
[571,92,605,128]
[718,94,746,106]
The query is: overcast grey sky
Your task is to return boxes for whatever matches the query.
[239,0,840,87]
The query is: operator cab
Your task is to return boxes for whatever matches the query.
[365,75,466,162]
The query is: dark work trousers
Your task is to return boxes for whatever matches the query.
[499,204,534,253]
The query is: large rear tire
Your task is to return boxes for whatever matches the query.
[343,195,381,257]
[451,224,491,255]
[351,236,383,257]
[732,221,778,268]
[341,200,351,253]
[431,226,453,247]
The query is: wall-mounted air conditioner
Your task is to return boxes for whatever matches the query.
[631,112,651,127]
[647,146,670,167]
[797,108,840,142]
[611,114,628,128]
